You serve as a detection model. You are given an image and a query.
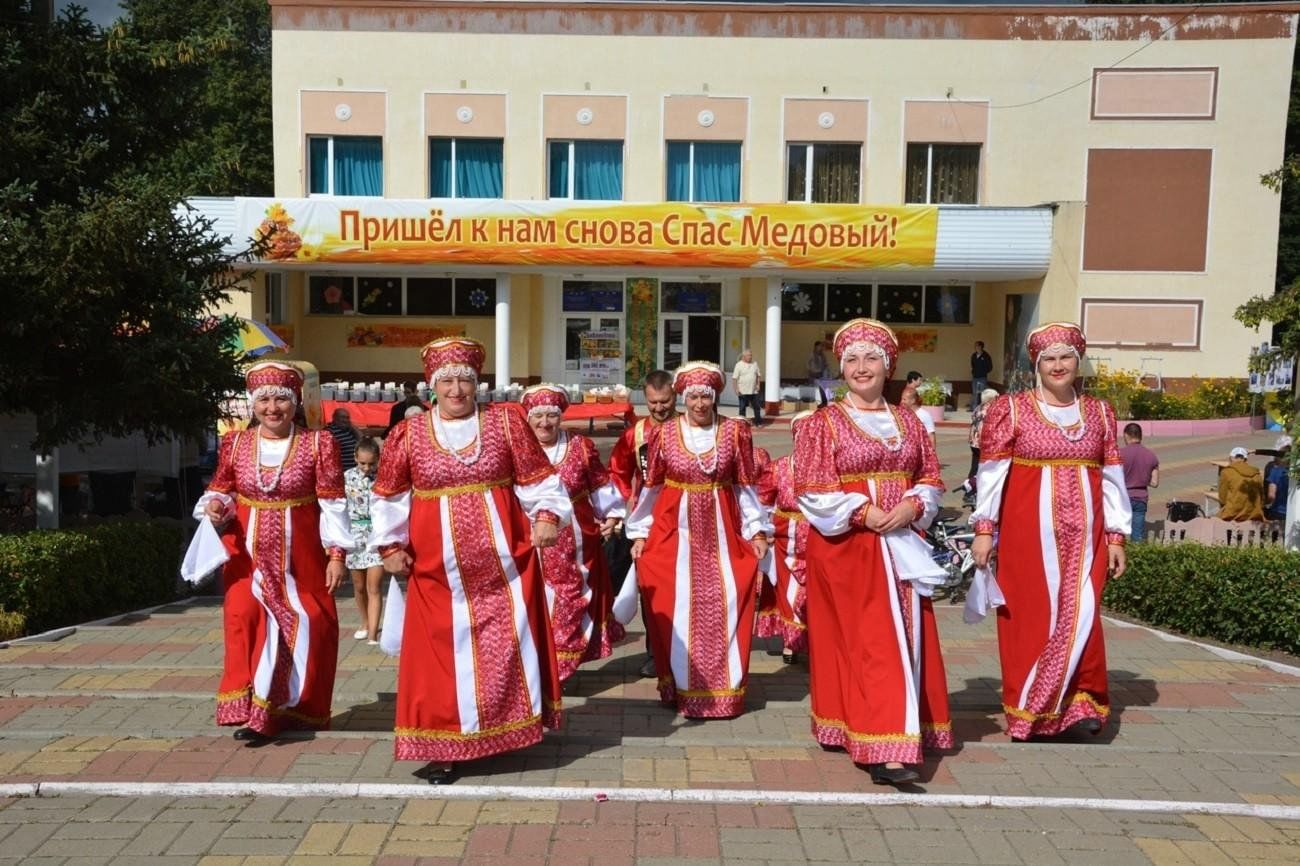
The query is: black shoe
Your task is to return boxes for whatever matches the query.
[426,765,456,785]
[819,742,846,753]
[866,763,919,786]
[1074,718,1103,735]
[638,658,657,678]
[782,650,796,665]
[232,726,270,744]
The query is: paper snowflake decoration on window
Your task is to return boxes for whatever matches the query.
[791,291,813,314]
[469,288,489,309]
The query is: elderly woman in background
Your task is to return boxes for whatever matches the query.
[971,322,1131,741]
[369,338,570,784]
[628,361,772,718]
[197,362,350,743]
[794,319,952,786]
[521,384,626,685]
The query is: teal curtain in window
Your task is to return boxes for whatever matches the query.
[548,141,570,198]
[692,142,741,203]
[456,139,503,198]
[333,136,383,196]
[429,138,453,197]
[666,142,691,201]
[573,140,622,200]
[308,138,330,194]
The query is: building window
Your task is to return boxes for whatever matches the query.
[562,280,625,312]
[666,141,741,202]
[786,144,860,203]
[265,273,287,324]
[307,136,383,196]
[878,284,973,325]
[429,138,504,198]
[781,283,872,322]
[905,143,979,204]
[406,278,455,317]
[548,140,623,200]
[827,284,874,321]
[308,276,356,315]
[924,285,972,325]
[661,282,721,313]
[308,275,496,316]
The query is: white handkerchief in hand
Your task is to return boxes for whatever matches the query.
[378,576,406,657]
[882,529,949,594]
[759,548,775,585]
[964,563,1006,624]
[180,519,229,585]
[612,563,640,626]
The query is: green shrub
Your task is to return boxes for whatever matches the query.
[0,522,183,635]
[1102,543,1300,655]
[0,607,24,642]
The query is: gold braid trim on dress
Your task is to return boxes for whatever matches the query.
[412,477,511,499]
[396,713,541,742]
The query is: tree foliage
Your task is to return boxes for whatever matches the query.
[0,1,273,452]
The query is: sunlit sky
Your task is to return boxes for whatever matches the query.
[60,1,123,26]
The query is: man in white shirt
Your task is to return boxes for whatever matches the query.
[732,348,764,426]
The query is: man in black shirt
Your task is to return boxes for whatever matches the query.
[386,381,427,436]
[970,341,994,409]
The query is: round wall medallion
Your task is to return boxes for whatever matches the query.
[697,109,715,128]
[576,107,594,126]
[817,111,836,129]
[456,105,474,123]
[334,103,352,122]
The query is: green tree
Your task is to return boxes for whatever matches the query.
[0,2,254,452]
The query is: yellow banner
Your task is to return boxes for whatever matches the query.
[240,199,938,271]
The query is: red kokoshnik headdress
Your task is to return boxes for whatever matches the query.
[520,383,569,415]
[672,361,726,397]
[1027,322,1087,366]
[831,318,899,374]
[421,337,486,384]
[245,361,304,404]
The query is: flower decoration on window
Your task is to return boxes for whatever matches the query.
[468,287,490,310]
[791,291,813,314]
[900,302,916,315]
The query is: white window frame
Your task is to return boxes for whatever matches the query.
[906,143,981,206]
[431,137,504,198]
[670,141,741,203]
[307,135,335,197]
[786,142,861,204]
[550,139,576,200]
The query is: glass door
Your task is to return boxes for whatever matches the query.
[566,314,624,385]
[719,316,748,406]
[660,314,687,372]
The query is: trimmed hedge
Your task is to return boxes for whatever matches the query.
[1103,543,1300,656]
[0,522,183,636]
[0,608,24,642]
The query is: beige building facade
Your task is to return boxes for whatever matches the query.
[209,0,1298,409]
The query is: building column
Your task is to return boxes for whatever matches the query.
[765,276,782,416]
[36,449,59,530]
[494,274,511,388]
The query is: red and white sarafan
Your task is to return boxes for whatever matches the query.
[370,405,572,763]
[794,402,952,765]
[973,392,1130,739]
[535,431,626,682]
[199,428,348,735]
[625,416,770,718]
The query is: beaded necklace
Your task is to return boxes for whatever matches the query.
[433,409,483,466]
[680,416,719,476]
[1035,387,1087,443]
[840,395,904,453]
[253,429,297,494]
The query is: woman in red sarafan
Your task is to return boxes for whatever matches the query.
[627,361,772,719]
[970,322,1131,741]
[369,338,571,785]
[755,412,817,660]
[196,362,350,743]
[520,384,626,684]
[794,318,952,786]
